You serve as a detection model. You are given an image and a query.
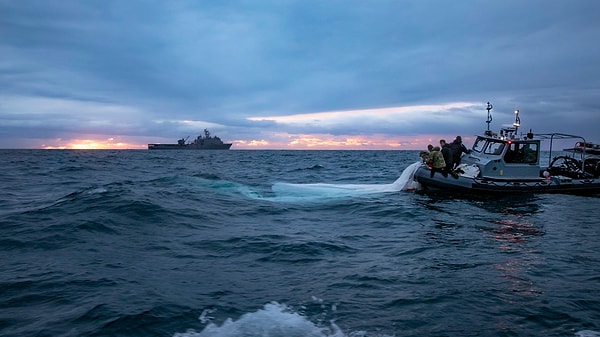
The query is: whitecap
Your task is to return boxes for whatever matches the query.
[174,302,345,337]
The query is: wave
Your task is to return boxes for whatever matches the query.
[288,164,326,173]
[172,301,599,337]
[173,302,348,337]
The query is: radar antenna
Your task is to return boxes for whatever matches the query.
[485,102,493,136]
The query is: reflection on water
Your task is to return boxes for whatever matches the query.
[408,190,600,334]
[419,192,543,215]
[486,203,545,300]
[492,218,545,246]
[495,257,543,298]
[474,194,542,216]
[422,192,547,301]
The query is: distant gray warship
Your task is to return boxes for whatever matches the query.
[148,129,232,150]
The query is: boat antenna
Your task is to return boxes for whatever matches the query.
[513,109,520,135]
[485,102,493,136]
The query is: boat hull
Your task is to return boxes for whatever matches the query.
[414,166,600,194]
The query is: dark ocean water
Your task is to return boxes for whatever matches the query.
[1,149,599,337]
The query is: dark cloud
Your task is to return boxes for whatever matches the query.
[1,0,599,148]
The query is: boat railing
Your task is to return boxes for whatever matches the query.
[536,133,587,172]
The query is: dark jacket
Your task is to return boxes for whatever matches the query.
[441,144,453,169]
[450,139,469,166]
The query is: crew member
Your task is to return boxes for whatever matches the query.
[429,146,447,178]
[450,136,470,169]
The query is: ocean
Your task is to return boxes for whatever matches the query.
[1,149,599,337]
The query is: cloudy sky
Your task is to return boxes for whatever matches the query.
[1,0,599,149]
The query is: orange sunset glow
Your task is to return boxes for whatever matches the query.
[39,134,463,150]
[42,137,147,150]
[232,133,457,150]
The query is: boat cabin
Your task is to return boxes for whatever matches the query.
[463,135,541,180]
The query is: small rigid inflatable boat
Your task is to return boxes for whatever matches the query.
[414,103,600,195]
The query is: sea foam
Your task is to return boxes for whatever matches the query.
[173,302,346,337]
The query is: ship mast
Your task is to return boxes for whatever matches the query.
[513,109,520,135]
[485,102,493,136]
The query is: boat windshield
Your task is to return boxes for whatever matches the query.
[472,137,487,153]
[484,141,505,155]
[472,137,505,155]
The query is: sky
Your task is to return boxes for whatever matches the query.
[1,0,599,150]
